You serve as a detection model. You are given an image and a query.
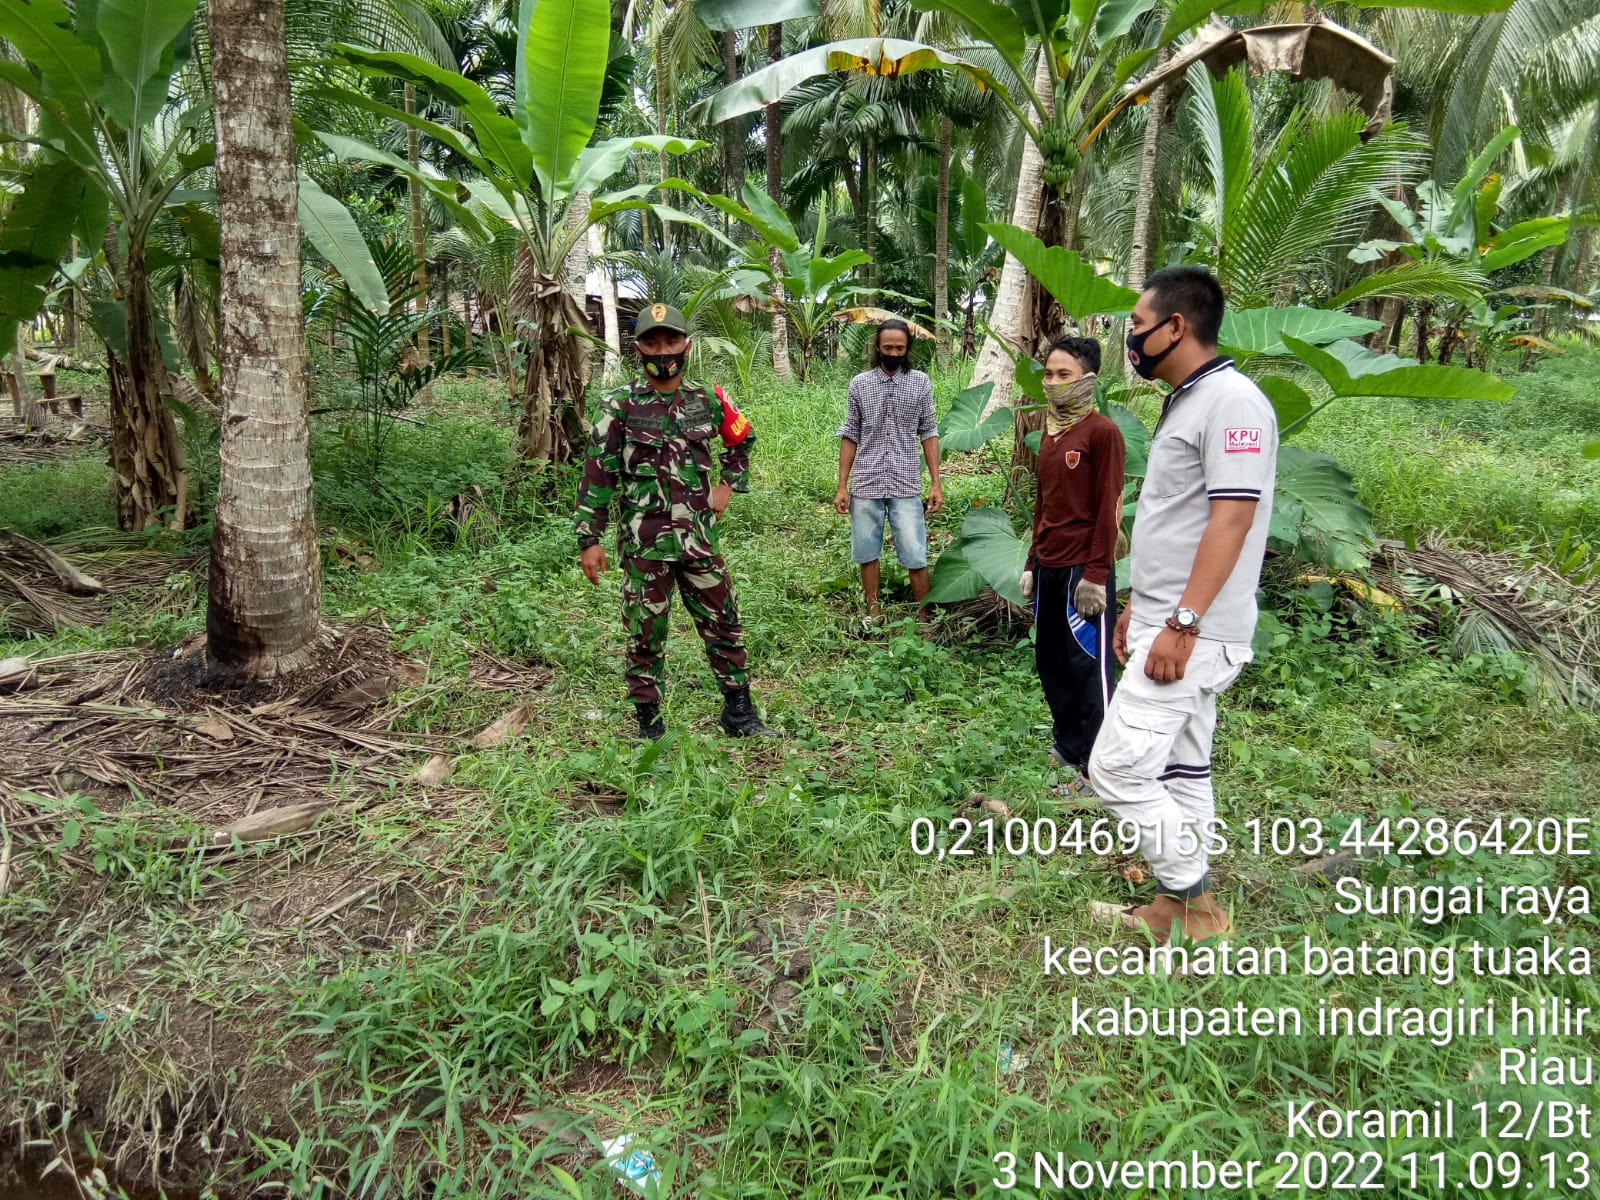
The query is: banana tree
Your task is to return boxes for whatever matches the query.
[716,194,915,379]
[688,0,1508,411]
[925,212,1522,609]
[0,0,388,530]
[313,0,736,464]
[1352,127,1590,363]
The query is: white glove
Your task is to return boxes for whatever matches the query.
[1019,571,1034,600]
[1074,578,1107,618]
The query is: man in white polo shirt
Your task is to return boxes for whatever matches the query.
[1088,266,1278,941]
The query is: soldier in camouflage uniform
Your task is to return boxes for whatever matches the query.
[576,302,777,740]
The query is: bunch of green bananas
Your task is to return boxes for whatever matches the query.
[1036,122,1080,187]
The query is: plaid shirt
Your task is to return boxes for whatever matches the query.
[838,367,937,499]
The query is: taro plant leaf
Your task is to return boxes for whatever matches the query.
[687,39,1008,126]
[1283,335,1514,401]
[696,0,820,28]
[961,506,1031,607]
[1257,375,1313,433]
[0,157,90,357]
[1107,404,1150,477]
[95,0,199,128]
[925,540,987,604]
[297,174,388,317]
[1218,307,1382,358]
[519,0,611,200]
[983,224,1139,318]
[1025,429,1044,454]
[1268,447,1375,570]
[1582,441,1600,460]
[938,382,1010,453]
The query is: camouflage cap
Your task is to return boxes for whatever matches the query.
[633,302,688,338]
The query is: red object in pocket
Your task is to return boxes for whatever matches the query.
[714,384,751,445]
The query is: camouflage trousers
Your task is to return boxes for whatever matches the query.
[621,554,749,704]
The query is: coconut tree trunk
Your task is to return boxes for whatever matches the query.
[405,84,429,360]
[863,131,878,296]
[1123,55,1170,383]
[1574,225,1595,293]
[721,31,742,206]
[1416,301,1432,361]
[839,157,863,219]
[933,115,952,368]
[592,223,622,384]
[654,38,673,254]
[973,54,1051,416]
[765,22,792,381]
[439,262,451,357]
[1369,296,1404,351]
[206,0,321,678]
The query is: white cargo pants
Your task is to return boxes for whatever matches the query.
[1088,621,1251,897]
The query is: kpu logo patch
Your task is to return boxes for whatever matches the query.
[1064,449,1082,469]
[1225,427,1262,454]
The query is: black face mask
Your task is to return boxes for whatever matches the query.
[878,353,908,373]
[641,350,686,381]
[1125,319,1178,381]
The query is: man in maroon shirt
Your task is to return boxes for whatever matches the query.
[1020,336,1127,791]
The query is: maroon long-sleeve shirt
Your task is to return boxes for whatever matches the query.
[1027,412,1126,585]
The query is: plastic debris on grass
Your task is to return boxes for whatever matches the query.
[600,1133,660,1193]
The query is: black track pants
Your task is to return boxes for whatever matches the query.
[1033,563,1118,774]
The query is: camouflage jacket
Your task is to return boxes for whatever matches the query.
[574,378,754,561]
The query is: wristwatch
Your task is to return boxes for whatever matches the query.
[1168,606,1201,634]
[578,535,600,550]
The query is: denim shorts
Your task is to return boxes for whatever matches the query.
[850,495,928,568]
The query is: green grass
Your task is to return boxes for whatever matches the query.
[0,458,117,539]
[2,353,1598,1199]
[1297,352,1600,556]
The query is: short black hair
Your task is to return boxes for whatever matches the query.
[1140,266,1225,346]
[1045,335,1100,376]
[872,318,913,367]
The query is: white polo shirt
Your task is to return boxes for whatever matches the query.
[1127,356,1279,646]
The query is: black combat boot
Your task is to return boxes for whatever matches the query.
[720,686,776,737]
[635,702,665,740]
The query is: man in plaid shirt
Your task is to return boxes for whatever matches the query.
[834,320,944,623]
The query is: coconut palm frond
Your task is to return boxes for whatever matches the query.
[1374,538,1600,711]
[1222,107,1426,307]
[1326,257,1490,308]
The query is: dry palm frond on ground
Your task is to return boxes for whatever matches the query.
[1373,537,1600,710]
